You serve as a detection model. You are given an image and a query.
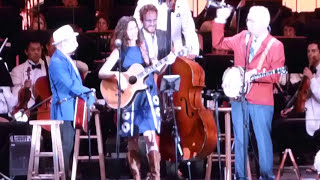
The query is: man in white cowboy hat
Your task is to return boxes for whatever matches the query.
[48,24,94,178]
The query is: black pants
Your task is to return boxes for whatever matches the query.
[60,121,75,177]
[0,119,10,175]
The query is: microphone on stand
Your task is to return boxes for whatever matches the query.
[115,39,122,49]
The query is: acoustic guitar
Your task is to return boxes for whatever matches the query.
[100,53,175,109]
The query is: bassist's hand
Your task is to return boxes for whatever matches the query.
[167,51,177,64]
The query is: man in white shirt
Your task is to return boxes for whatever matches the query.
[304,41,320,137]
[303,41,320,173]
[0,60,16,119]
[134,0,199,59]
[11,40,47,109]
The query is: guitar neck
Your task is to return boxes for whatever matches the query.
[250,69,280,81]
[136,57,168,79]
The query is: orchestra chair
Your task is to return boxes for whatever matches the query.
[276,148,301,180]
[27,120,65,180]
[71,109,106,180]
[205,107,252,180]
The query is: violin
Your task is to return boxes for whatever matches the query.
[295,65,317,113]
[12,67,32,116]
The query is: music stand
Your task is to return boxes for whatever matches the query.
[45,6,95,31]
[275,36,308,73]
[160,75,181,94]
[160,75,183,178]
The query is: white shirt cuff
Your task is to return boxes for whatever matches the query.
[214,17,227,24]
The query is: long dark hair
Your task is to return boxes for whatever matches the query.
[114,16,142,51]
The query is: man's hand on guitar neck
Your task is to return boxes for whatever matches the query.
[151,51,177,73]
[245,68,257,83]
[167,51,177,64]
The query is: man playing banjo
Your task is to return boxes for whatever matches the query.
[211,5,285,180]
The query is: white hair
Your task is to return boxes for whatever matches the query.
[247,6,270,28]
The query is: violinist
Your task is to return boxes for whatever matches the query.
[0,60,16,119]
[133,0,199,59]
[281,41,320,124]
[304,41,320,174]
[0,61,15,180]
[11,39,47,110]
[212,6,285,179]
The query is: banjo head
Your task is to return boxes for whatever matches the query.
[222,66,244,98]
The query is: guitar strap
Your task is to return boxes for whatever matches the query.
[256,37,276,70]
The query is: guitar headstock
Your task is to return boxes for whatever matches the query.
[276,66,288,74]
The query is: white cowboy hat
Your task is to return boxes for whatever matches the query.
[52,25,79,45]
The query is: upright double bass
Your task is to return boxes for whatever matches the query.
[160,57,217,161]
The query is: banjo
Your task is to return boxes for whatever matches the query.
[222,66,288,99]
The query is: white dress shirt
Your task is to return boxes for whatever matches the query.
[305,64,320,136]
[142,28,158,60]
[134,0,199,55]
[0,86,17,114]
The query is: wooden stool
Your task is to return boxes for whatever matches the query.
[205,107,252,180]
[27,120,65,180]
[276,148,301,180]
[71,110,106,180]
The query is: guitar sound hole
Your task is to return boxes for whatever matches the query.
[129,76,137,84]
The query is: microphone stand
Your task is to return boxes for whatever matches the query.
[163,80,183,179]
[207,90,223,180]
[114,45,122,179]
[240,33,251,179]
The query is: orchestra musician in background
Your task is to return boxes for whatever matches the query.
[212,6,285,179]
[11,39,47,110]
[30,12,47,31]
[134,0,199,59]
[48,25,95,178]
[0,60,15,176]
[280,41,320,173]
[0,62,16,120]
[305,42,320,173]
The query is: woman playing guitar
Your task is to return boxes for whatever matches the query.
[99,16,176,180]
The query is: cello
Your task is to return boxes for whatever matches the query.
[33,75,52,131]
[160,57,217,161]
[32,48,52,131]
